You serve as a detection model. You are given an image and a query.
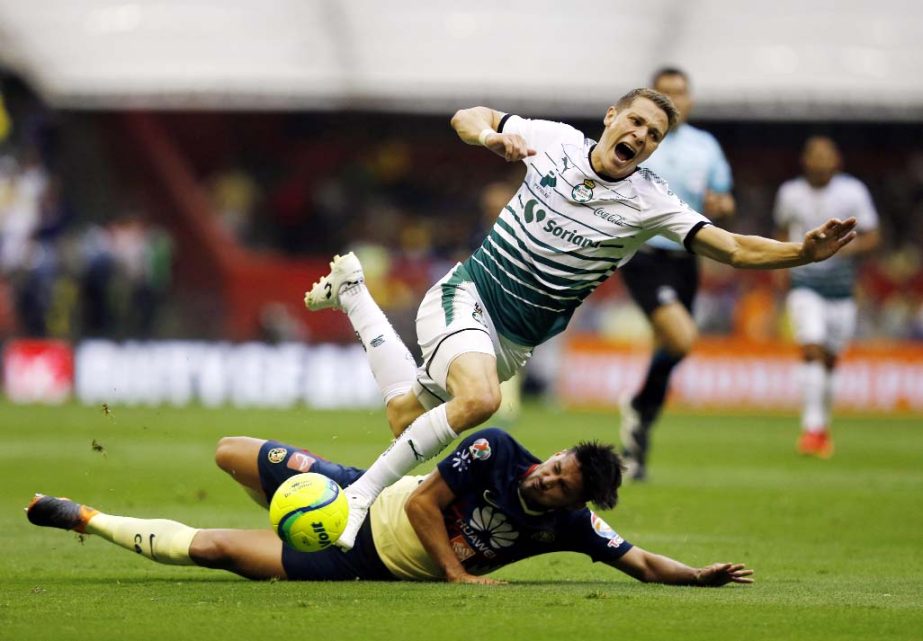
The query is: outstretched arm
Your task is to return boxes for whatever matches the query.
[405,471,504,585]
[613,546,753,587]
[690,217,857,269]
[450,106,536,162]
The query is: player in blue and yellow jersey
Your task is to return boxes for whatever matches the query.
[304,88,858,550]
[618,68,736,481]
[27,429,752,587]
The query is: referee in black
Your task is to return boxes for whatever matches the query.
[619,68,736,480]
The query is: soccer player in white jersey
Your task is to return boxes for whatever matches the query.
[773,136,880,458]
[306,88,858,550]
[619,68,736,481]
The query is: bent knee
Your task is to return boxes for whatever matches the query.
[662,330,696,357]
[452,388,502,428]
[386,393,426,436]
[214,436,265,476]
[651,306,697,356]
[214,437,243,473]
[655,319,697,356]
[188,531,229,568]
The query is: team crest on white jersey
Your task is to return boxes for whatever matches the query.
[572,179,595,203]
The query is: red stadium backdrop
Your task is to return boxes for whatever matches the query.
[556,336,923,414]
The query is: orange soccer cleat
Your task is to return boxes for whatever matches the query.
[26,494,99,533]
[797,430,834,459]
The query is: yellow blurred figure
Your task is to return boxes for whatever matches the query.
[0,94,10,142]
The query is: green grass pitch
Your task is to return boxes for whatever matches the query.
[1,400,921,641]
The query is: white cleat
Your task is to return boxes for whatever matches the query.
[333,492,370,551]
[619,392,648,481]
[304,252,365,312]
[619,392,641,454]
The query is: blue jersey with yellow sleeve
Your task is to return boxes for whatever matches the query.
[433,428,633,576]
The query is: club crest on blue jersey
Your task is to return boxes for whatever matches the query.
[469,439,492,461]
[267,447,287,464]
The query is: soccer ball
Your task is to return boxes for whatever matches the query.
[269,473,348,552]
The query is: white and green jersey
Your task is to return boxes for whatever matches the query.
[773,174,879,299]
[461,115,711,346]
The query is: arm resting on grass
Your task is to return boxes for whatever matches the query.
[404,471,504,585]
[613,546,753,587]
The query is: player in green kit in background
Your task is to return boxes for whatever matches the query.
[773,136,880,458]
[305,87,858,551]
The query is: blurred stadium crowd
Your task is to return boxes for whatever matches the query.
[1,72,922,345]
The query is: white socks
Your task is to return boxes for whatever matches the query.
[799,361,826,434]
[85,513,199,566]
[347,404,457,505]
[822,368,836,427]
[340,284,417,404]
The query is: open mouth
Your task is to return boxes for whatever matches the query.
[615,142,637,162]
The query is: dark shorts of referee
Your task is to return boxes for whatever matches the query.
[257,440,398,582]
[620,247,699,316]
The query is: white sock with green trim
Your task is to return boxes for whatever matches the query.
[85,513,199,565]
[339,285,417,404]
[821,367,836,427]
[347,404,457,505]
[799,361,826,433]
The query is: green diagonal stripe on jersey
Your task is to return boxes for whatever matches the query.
[480,242,580,306]
[467,253,568,313]
[494,217,615,276]
[441,263,473,325]
[484,232,594,294]
[477,248,598,309]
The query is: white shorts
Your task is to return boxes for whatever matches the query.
[412,264,534,410]
[786,287,857,355]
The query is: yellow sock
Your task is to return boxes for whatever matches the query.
[85,513,199,566]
